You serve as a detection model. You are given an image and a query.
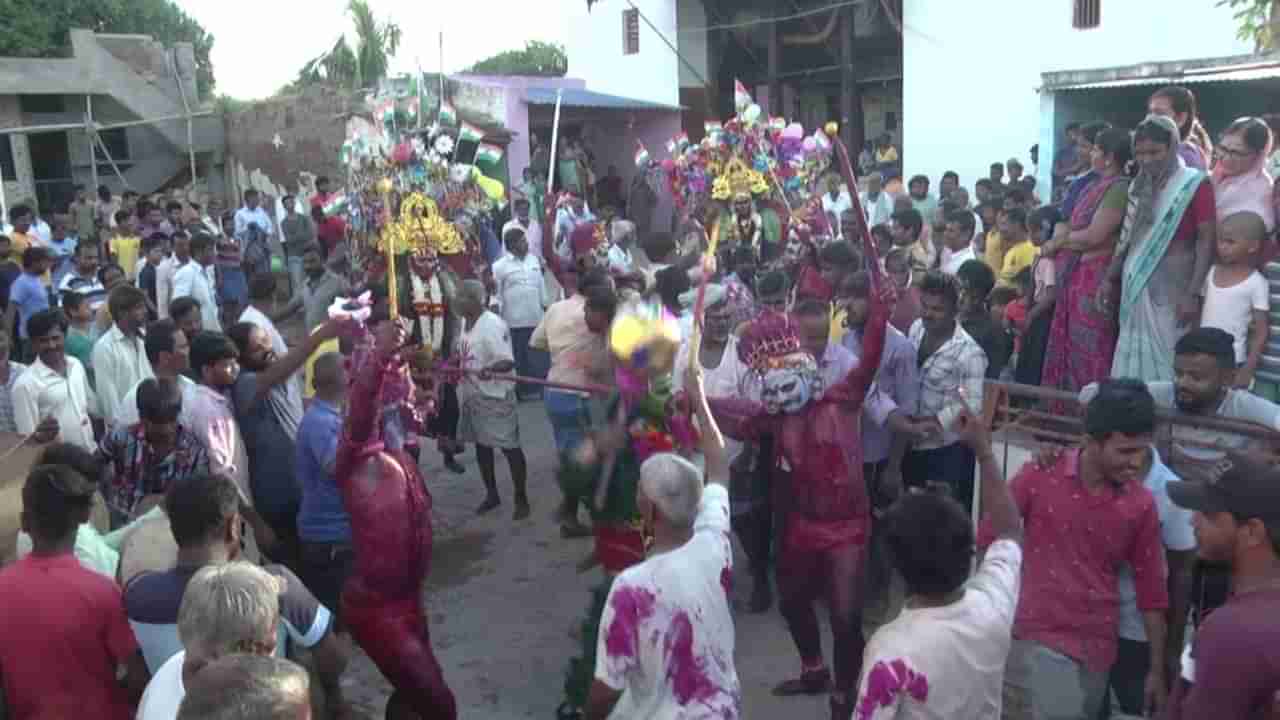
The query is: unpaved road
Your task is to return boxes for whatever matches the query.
[340,400,837,719]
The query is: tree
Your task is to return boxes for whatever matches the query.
[1220,0,1280,51]
[464,41,567,77]
[0,0,215,97]
[293,0,401,91]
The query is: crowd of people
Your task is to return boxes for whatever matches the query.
[1,82,1279,720]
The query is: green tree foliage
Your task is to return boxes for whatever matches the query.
[464,41,568,77]
[1219,0,1279,51]
[0,0,215,96]
[294,0,402,91]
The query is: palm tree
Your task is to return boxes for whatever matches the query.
[293,0,402,90]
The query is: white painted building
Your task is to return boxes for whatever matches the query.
[566,0,683,108]
[902,0,1258,197]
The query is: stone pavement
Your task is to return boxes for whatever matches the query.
[340,399,838,720]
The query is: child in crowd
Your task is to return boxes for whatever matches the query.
[138,234,167,320]
[870,223,894,257]
[62,290,96,381]
[1199,211,1270,388]
[989,285,1021,381]
[998,206,1037,286]
[1013,207,1057,388]
[109,210,141,282]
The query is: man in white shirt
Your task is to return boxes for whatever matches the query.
[156,231,193,320]
[454,280,530,519]
[91,285,155,422]
[172,233,221,332]
[492,227,549,402]
[502,195,544,260]
[939,210,978,275]
[822,174,853,239]
[136,562,283,720]
[859,172,895,231]
[233,189,274,243]
[855,402,1022,719]
[114,319,196,429]
[13,309,97,451]
[586,360,740,720]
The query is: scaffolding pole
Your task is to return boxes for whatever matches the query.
[86,94,99,193]
[170,50,198,189]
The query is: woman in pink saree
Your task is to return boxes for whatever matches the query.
[1040,128,1132,400]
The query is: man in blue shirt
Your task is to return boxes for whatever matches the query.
[295,351,351,622]
[5,246,52,361]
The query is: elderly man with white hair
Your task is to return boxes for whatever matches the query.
[454,278,530,519]
[584,357,741,719]
[136,561,283,720]
[177,654,312,720]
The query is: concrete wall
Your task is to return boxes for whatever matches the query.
[902,0,1253,195]
[0,96,33,210]
[566,0,680,107]
[222,87,362,205]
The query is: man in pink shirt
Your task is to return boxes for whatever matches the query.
[990,378,1170,720]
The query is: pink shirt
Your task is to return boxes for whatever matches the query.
[981,449,1168,672]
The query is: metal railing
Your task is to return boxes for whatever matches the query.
[983,380,1280,483]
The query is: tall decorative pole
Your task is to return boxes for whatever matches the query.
[377,177,398,319]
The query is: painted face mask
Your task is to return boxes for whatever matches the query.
[761,365,815,415]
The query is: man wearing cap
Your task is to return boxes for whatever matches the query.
[1164,455,1280,718]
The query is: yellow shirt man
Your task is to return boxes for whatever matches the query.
[1000,240,1039,286]
[111,233,141,281]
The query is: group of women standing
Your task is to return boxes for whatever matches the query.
[1041,85,1278,396]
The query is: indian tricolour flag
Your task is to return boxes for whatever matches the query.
[459,122,484,143]
[634,141,650,169]
[734,79,752,112]
[475,142,504,166]
[439,101,458,126]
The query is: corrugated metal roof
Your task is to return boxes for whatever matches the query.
[1048,63,1280,91]
[524,87,682,111]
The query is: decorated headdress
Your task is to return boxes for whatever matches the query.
[737,311,818,375]
[381,192,464,256]
[712,156,769,202]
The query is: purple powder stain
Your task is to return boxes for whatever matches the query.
[855,659,929,720]
[720,566,733,596]
[663,611,718,705]
[605,586,656,658]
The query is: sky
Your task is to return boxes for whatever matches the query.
[175,0,574,100]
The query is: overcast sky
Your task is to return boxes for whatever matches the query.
[175,0,573,100]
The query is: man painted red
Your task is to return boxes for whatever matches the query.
[707,226,891,719]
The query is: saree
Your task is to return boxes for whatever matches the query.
[1041,175,1127,398]
[1111,165,1206,382]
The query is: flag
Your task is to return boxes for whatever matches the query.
[439,101,458,126]
[475,142,504,166]
[734,79,752,112]
[459,122,484,143]
[634,141,650,169]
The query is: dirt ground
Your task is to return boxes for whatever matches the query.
[339,400,838,720]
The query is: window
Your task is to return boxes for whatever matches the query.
[93,128,130,163]
[623,8,640,55]
[1073,0,1100,29]
[0,136,14,180]
[19,94,66,114]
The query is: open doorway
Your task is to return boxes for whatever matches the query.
[27,131,73,214]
